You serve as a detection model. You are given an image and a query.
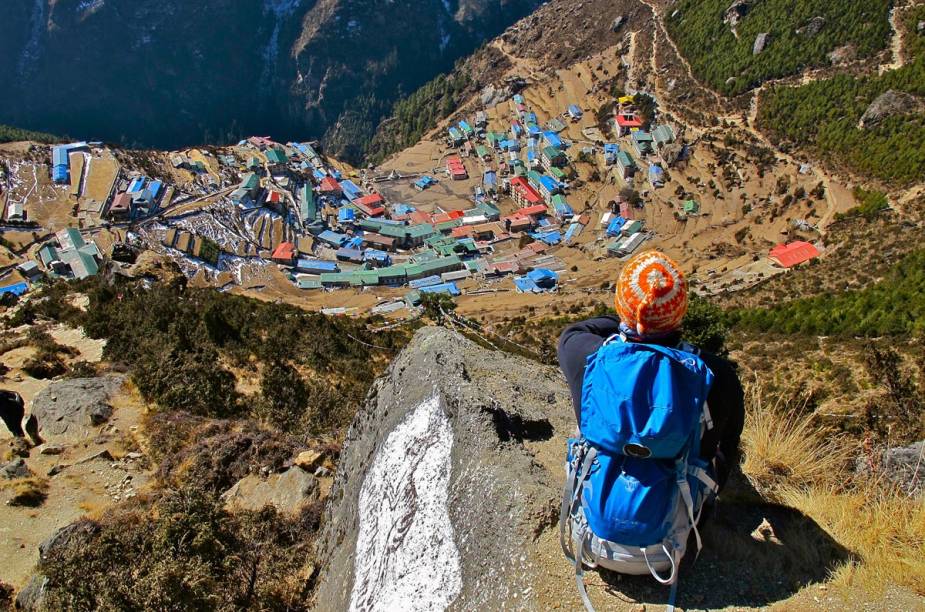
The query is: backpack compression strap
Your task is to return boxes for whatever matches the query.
[559,444,598,563]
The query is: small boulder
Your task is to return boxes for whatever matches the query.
[38,444,65,456]
[797,16,825,37]
[14,575,48,611]
[611,15,626,32]
[222,467,319,516]
[753,32,771,55]
[880,441,924,497]
[1,458,32,479]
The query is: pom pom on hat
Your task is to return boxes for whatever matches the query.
[614,250,688,336]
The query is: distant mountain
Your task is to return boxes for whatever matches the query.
[0,0,540,162]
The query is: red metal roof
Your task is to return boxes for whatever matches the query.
[616,113,643,127]
[409,211,432,225]
[511,177,543,205]
[769,241,820,268]
[320,177,340,192]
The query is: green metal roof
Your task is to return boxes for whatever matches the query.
[543,146,563,159]
[616,151,635,168]
[549,167,566,179]
[241,172,260,190]
[652,125,674,145]
[475,145,490,158]
[683,200,699,213]
[297,278,322,290]
[266,149,288,164]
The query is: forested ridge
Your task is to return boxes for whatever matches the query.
[666,0,892,96]
[757,4,925,184]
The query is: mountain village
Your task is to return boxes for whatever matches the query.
[1,83,834,318]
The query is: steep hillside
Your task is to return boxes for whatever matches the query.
[0,0,540,162]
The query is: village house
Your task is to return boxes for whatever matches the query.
[631,131,654,157]
[510,176,543,208]
[542,146,567,169]
[615,109,643,137]
[616,150,636,180]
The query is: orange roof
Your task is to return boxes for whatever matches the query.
[320,177,340,192]
[356,193,383,206]
[769,241,819,268]
[511,203,548,218]
[271,241,296,262]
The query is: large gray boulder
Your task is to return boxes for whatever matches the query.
[859,90,925,130]
[30,376,124,441]
[753,32,771,55]
[313,327,573,611]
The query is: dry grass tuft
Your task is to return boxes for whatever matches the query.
[741,383,854,500]
[741,382,925,598]
[1,477,50,507]
[780,485,925,596]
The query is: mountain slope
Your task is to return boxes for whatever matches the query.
[0,0,540,161]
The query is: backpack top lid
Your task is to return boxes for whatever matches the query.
[580,338,713,459]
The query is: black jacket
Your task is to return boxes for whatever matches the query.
[557,316,745,487]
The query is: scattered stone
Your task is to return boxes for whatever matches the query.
[75,449,114,465]
[314,465,332,478]
[725,76,737,86]
[125,451,144,460]
[751,517,782,545]
[47,464,69,477]
[39,444,65,456]
[724,0,752,30]
[797,16,825,37]
[221,467,319,516]
[294,449,325,472]
[31,376,124,441]
[859,90,925,129]
[1,458,33,479]
[753,32,771,55]
[918,20,924,34]
[611,15,625,32]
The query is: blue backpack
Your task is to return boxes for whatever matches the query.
[559,335,718,612]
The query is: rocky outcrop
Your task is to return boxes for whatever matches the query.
[313,327,573,611]
[859,90,925,130]
[30,376,123,441]
[221,466,319,515]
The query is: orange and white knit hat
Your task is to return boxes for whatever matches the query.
[614,250,688,336]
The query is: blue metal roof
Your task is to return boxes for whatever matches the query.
[338,208,356,222]
[340,180,362,200]
[0,283,29,297]
[418,282,460,296]
[317,230,348,246]
[295,258,339,273]
[607,216,627,236]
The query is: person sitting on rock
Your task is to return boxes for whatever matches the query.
[556,250,745,489]
[0,390,26,439]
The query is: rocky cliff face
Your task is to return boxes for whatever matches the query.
[0,0,538,159]
[313,326,574,610]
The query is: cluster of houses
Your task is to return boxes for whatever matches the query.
[606,96,681,191]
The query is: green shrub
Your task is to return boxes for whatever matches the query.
[728,250,925,337]
[39,489,320,611]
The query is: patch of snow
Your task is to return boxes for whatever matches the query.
[350,395,461,612]
[18,0,47,77]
